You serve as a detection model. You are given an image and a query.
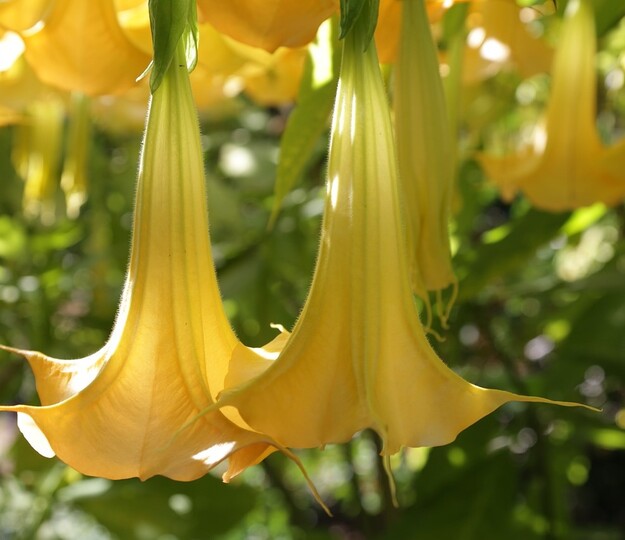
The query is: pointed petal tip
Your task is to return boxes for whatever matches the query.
[508,391,601,413]
[0,344,29,356]
[0,345,51,365]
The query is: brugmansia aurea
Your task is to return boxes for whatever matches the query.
[479,0,625,210]
[0,0,151,96]
[12,98,64,224]
[0,39,314,487]
[211,10,589,470]
[394,0,457,327]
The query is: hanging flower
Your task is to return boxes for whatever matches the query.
[479,0,625,210]
[461,0,553,85]
[394,0,457,327]
[60,93,91,218]
[119,2,307,107]
[12,98,64,224]
[0,30,45,125]
[196,0,337,52]
[212,13,588,462]
[0,40,298,484]
[5,0,150,96]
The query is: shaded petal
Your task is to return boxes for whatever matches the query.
[478,143,542,202]
[463,0,553,84]
[0,0,52,32]
[21,0,150,95]
[13,98,65,223]
[196,0,337,52]
[395,0,456,306]
[236,47,306,106]
[375,0,470,64]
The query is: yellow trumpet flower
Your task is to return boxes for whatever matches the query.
[227,43,306,106]
[0,30,44,125]
[60,93,91,219]
[213,15,588,462]
[14,0,150,96]
[0,42,293,483]
[13,98,64,224]
[479,0,625,210]
[196,0,337,52]
[395,0,457,327]
[118,2,305,107]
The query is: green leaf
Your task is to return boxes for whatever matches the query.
[148,0,198,93]
[71,475,257,538]
[387,421,532,540]
[268,23,339,228]
[458,209,570,300]
[339,0,379,49]
[560,289,625,367]
[441,0,469,45]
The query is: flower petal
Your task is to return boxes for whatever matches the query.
[21,0,150,95]
[196,0,337,52]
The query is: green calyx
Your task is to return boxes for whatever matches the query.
[339,0,379,50]
[144,0,199,93]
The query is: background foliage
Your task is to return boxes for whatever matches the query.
[1,1,625,538]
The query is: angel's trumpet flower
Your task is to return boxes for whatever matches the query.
[215,13,589,462]
[479,0,625,210]
[13,0,150,95]
[196,0,337,52]
[12,98,64,224]
[461,0,553,85]
[0,42,294,484]
[395,0,457,326]
[60,93,91,218]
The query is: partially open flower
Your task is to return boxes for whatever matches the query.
[394,0,457,326]
[213,13,588,463]
[0,41,293,484]
[479,0,625,210]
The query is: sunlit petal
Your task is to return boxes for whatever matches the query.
[196,0,337,52]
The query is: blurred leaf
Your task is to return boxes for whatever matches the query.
[387,451,528,540]
[73,475,257,539]
[0,217,27,259]
[560,290,625,369]
[269,37,337,227]
[595,0,625,35]
[458,209,570,299]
